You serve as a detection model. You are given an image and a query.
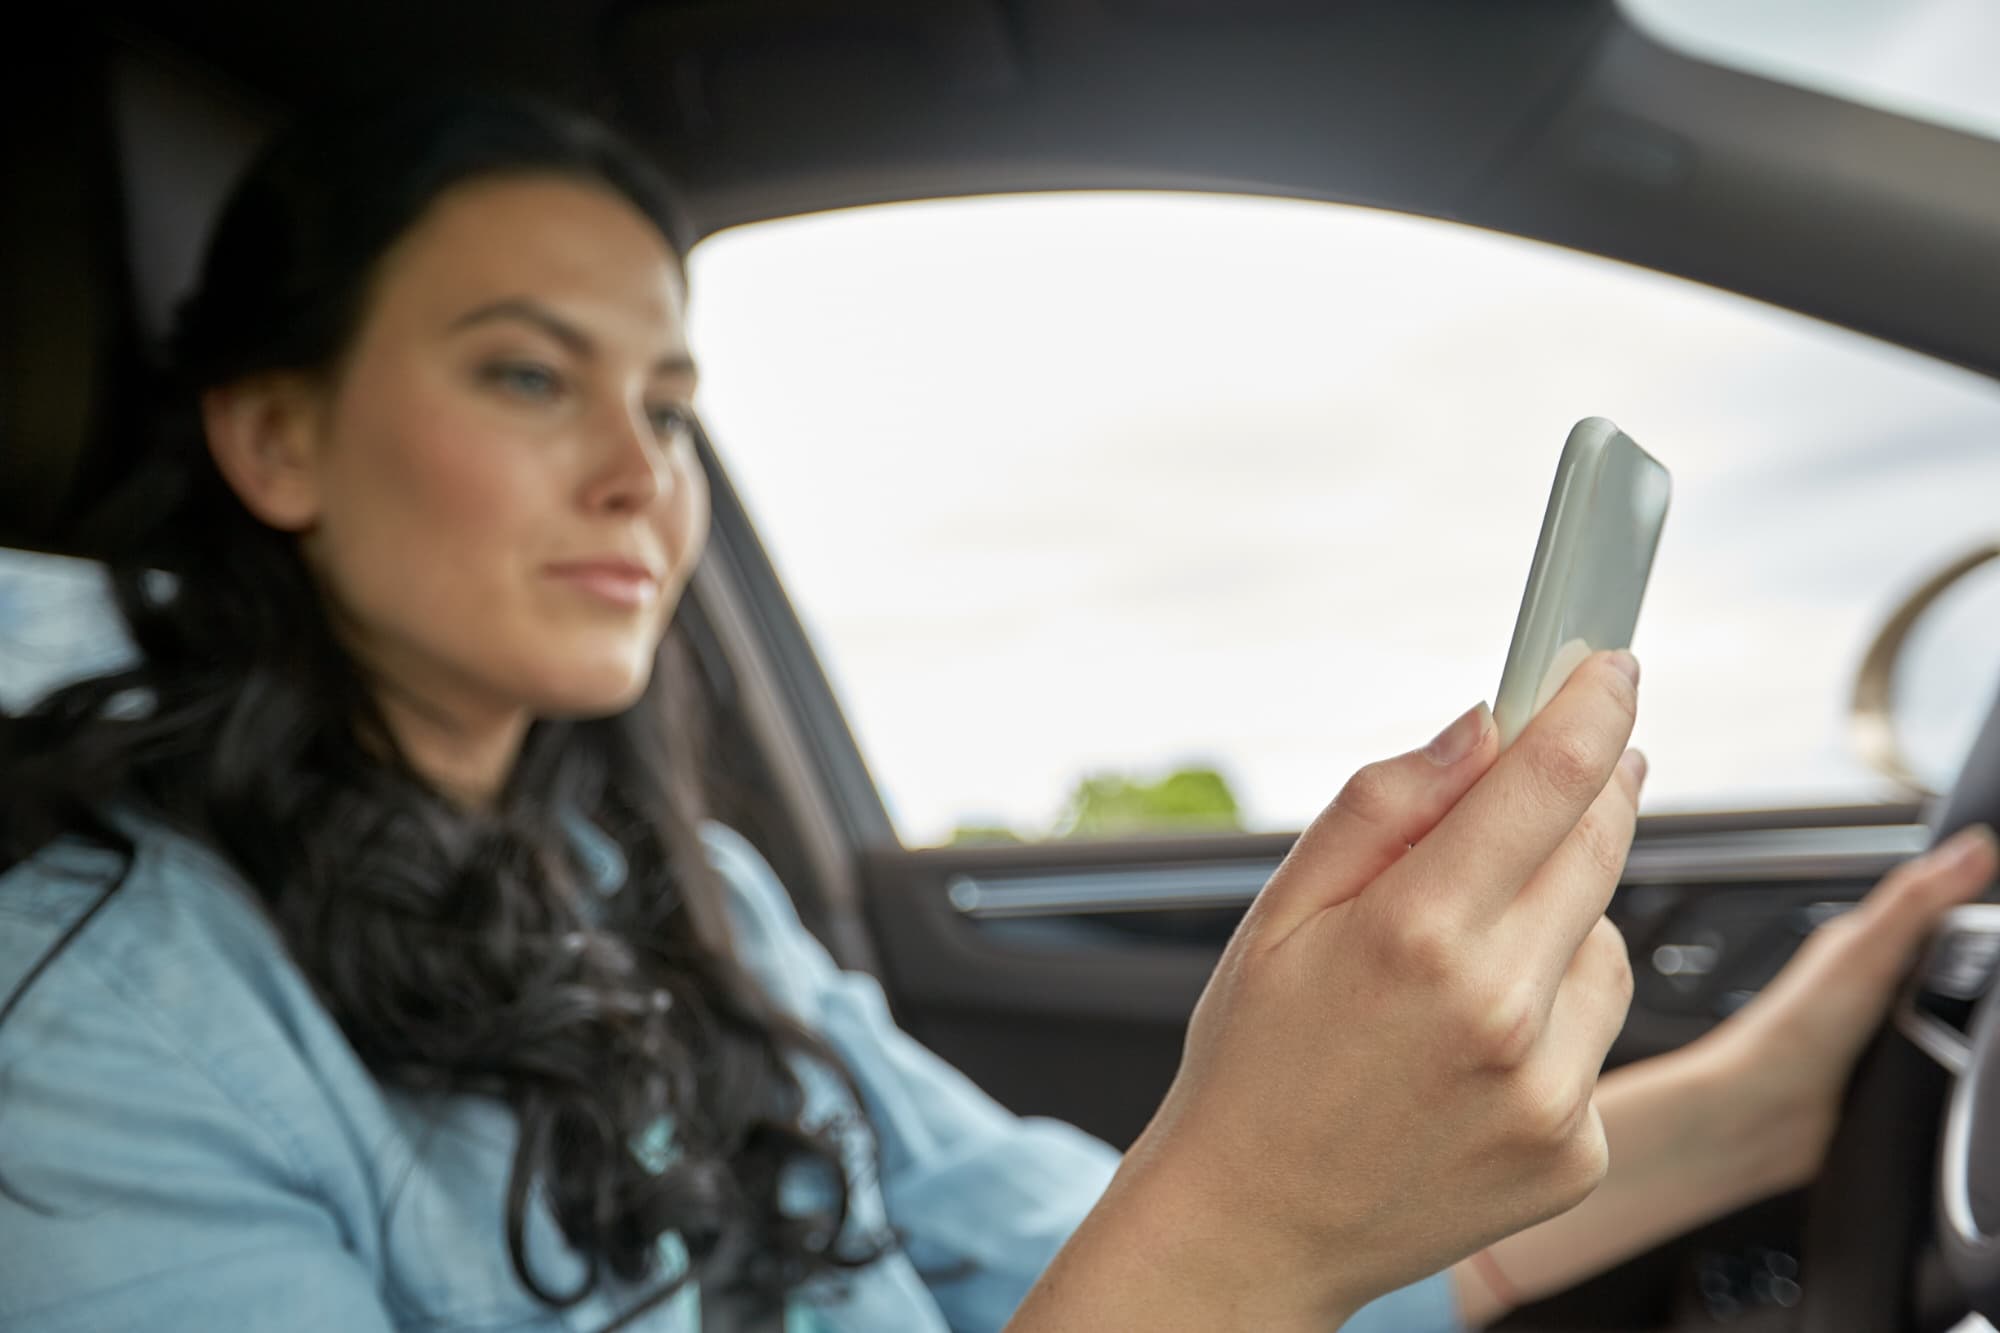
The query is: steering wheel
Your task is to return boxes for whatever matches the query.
[1800,675,2000,1333]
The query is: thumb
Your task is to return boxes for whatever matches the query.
[1255,701,1499,942]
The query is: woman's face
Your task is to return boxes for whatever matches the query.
[272,175,709,729]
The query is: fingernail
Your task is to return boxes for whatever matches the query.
[1607,650,1641,688]
[1934,825,1999,873]
[1424,702,1493,767]
[1618,747,1648,787]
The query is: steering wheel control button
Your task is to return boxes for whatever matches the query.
[1932,926,2000,1001]
[1900,906,2000,1074]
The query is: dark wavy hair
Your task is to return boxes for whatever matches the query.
[0,90,890,1328]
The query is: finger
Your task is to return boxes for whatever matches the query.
[1749,825,2000,1026]
[1497,748,1646,1001]
[1861,823,1998,931]
[1254,701,1499,941]
[1832,823,2000,986]
[1399,651,1640,924]
[1531,916,1633,1089]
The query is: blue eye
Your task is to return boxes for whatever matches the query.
[647,404,694,440]
[482,361,564,401]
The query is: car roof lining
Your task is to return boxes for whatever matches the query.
[5,0,1997,556]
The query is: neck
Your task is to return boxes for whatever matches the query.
[370,683,531,811]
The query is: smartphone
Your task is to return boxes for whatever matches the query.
[1493,418,1671,749]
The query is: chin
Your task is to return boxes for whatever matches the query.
[529,658,657,720]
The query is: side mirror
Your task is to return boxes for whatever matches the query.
[1850,542,2000,797]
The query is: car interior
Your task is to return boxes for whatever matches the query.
[5,3,2000,1330]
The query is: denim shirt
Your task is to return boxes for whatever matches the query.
[0,808,1464,1333]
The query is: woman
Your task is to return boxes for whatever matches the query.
[0,92,1992,1333]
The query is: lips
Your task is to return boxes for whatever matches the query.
[544,557,663,609]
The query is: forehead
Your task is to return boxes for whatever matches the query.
[364,174,689,348]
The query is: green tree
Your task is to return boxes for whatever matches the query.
[946,823,1027,846]
[1053,764,1243,839]
[947,764,1245,845]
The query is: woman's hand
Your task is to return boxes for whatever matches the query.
[1700,821,1999,1190]
[1103,652,1646,1326]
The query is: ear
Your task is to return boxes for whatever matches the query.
[201,374,328,532]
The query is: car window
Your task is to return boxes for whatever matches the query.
[686,193,2000,848]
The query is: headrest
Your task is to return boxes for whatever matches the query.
[108,54,275,358]
[0,547,138,714]
[0,37,271,559]
[0,35,126,556]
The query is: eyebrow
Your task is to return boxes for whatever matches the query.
[447,298,698,378]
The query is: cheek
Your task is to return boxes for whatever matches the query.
[666,452,712,575]
[306,377,549,666]
[650,449,710,619]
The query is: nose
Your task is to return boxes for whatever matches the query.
[581,400,670,515]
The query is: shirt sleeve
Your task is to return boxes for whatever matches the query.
[0,911,397,1333]
[701,825,1466,1333]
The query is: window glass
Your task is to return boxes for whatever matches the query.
[687,194,2000,847]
